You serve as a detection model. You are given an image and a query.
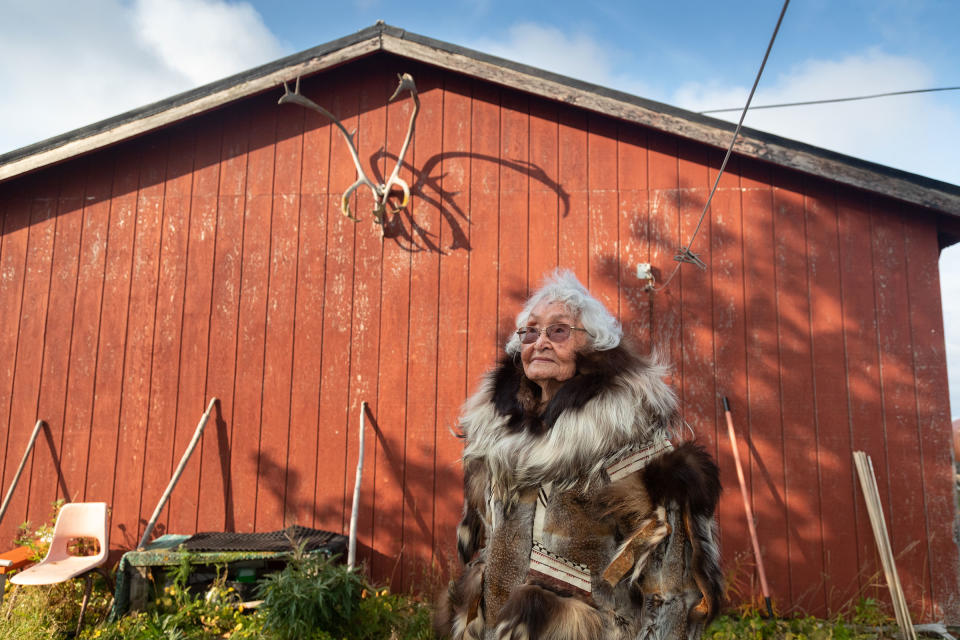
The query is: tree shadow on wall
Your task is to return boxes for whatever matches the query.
[356,150,570,255]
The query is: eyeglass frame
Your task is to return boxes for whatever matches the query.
[515,323,592,345]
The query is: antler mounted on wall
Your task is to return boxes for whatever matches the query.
[278,73,420,226]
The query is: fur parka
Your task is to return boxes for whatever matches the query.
[435,345,723,640]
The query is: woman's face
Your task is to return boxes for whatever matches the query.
[520,300,587,391]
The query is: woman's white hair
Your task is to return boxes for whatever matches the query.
[505,269,622,356]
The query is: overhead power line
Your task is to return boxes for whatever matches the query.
[699,86,960,114]
[652,0,791,293]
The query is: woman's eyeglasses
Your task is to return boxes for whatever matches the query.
[516,323,590,345]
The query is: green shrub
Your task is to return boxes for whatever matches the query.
[80,576,262,640]
[256,545,431,639]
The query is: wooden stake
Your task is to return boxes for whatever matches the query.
[853,451,917,640]
[723,397,774,617]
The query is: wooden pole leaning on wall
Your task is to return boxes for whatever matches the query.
[0,420,47,528]
[348,401,367,570]
[722,398,774,617]
[138,398,219,549]
[853,451,917,640]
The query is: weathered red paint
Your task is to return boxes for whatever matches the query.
[0,54,956,620]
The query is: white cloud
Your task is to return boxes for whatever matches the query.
[134,0,286,85]
[0,0,286,154]
[466,22,657,98]
[671,49,960,186]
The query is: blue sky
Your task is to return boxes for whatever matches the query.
[2,0,959,418]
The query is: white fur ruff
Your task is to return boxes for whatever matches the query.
[459,360,676,495]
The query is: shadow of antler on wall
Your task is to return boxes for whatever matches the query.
[280,72,570,255]
[368,150,572,254]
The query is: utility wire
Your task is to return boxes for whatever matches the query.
[652,0,790,293]
[699,86,960,114]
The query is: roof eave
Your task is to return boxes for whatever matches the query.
[2,22,959,218]
[0,25,384,183]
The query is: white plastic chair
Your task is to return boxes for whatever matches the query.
[8,502,109,631]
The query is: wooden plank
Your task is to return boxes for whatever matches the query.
[1,184,56,537]
[498,88,529,341]
[616,124,651,352]
[433,73,472,579]
[527,99,559,282]
[740,158,790,608]
[904,211,960,620]
[139,128,194,537]
[465,80,500,393]
[62,162,112,504]
[836,189,887,604]
[113,137,166,547]
[284,72,332,531]
[197,104,249,533]
[0,187,30,533]
[853,451,918,640]
[86,149,138,547]
[313,70,360,535]
[871,206,931,611]
[167,113,222,535]
[255,90,303,532]
[401,67,443,592]
[804,178,860,614]
[707,152,752,583]
[31,165,84,513]
[771,167,824,614]
[587,114,620,315]
[232,96,276,533]
[373,66,413,586]
[646,130,680,377]
[342,67,384,567]
[557,106,588,281]
[677,139,716,454]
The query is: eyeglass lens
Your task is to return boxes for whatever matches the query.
[519,324,572,344]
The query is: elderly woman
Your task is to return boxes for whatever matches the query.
[436,271,723,640]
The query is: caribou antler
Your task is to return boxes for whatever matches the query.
[377,73,419,222]
[278,73,419,224]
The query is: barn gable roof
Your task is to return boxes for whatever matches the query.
[2,21,960,220]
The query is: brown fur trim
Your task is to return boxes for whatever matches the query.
[683,510,724,623]
[599,441,724,619]
[641,441,724,623]
[458,458,489,563]
[641,441,721,519]
[494,583,604,640]
[601,505,671,586]
[598,470,653,531]
[435,561,485,640]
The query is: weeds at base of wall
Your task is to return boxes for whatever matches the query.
[3,576,945,640]
[0,529,945,640]
[706,598,902,640]
[2,546,433,639]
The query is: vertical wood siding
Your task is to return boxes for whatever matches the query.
[0,55,956,619]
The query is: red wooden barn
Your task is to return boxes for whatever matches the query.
[2,23,959,621]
